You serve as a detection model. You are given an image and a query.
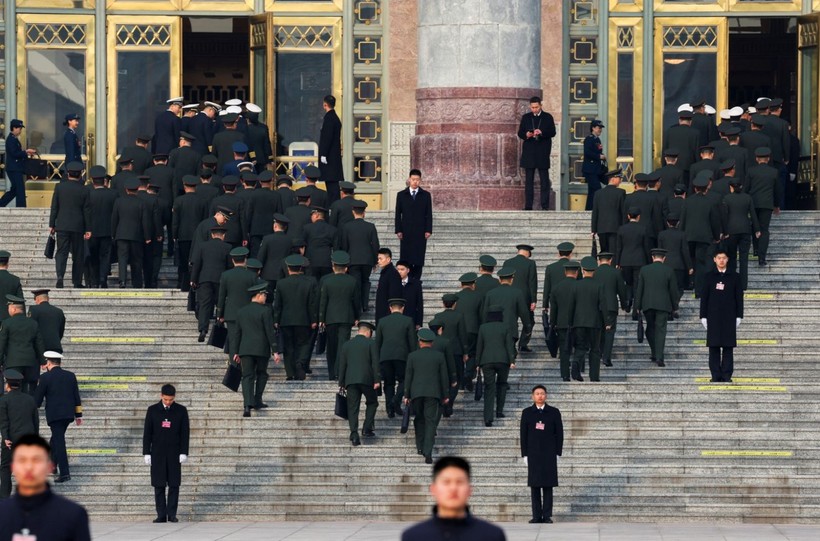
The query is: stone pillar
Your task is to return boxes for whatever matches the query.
[410,0,543,210]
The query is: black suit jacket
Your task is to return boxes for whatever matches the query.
[395,187,433,267]
[401,278,424,327]
[49,180,91,233]
[111,194,151,242]
[88,187,118,237]
[188,112,215,155]
[34,366,81,423]
[152,110,181,155]
[375,264,403,322]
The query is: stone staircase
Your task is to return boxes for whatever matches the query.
[1,208,820,523]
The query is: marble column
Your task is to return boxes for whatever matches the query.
[410,0,543,210]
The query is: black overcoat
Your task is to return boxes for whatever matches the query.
[395,187,433,267]
[520,404,563,488]
[518,111,556,169]
[142,401,190,487]
[319,110,344,183]
[699,269,743,348]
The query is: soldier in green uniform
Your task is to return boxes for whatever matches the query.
[483,268,530,349]
[375,298,417,417]
[657,214,693,300]
[433,294,468,417]
[663,109,700,183]
[404,328,449,464]
[615,207,650,311]
[594,253,627,367]
[258,214,292,296]
[428,318,457,423]
[319,251,361,380]
[625,174,662,247]
[503,244,538,353]
[234,283,278,417]
[680,171,722,297]
[474,255,500,298]
[542,242,575,322]
[475,306,516,426]
[303,206,336,280]
[549,262,580,381]
[690,145,721,191]
[28,290,66,354]
[0,251,23,323]
[328,182,358,230]
[746,147,781,266]
[338,321,380,446]
[0,296,44,396]
[190,226,232,342]
[635,248,679,367]
[275,175,297,210]
[172,176,208,290]
[591,170,626,253]
[0,369,39,498]
[337,200,379,312]
[454,272,483,390]
[284,188,313,241]
[273,255,318,381]
[217,247,257,360]
[571,257,609,382]
[722,178,760,290]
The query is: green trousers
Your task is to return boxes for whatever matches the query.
[346,383,378,437]
[240,355,269,407]
[644,309,669,361]
[325,323,352,380]
[481,363,510,423]
[601,311,618,362]
[573,327,602,381]
[556,328,572,380]
[412,397,440,457]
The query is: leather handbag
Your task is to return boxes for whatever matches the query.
[221,362,241,392]
[44,234,56,259]
[474,369,483,401]
[334,391,348,420]
[546,324,558,358]
[24,153,49,179]
[591,236,598,258]
[400,402,412,434]
[637,315,645,344]
[208,322,228,349]
[186,289,196,312]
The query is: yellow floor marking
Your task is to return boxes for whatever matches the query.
[701,450,792,457]
[77,376,147,382]
[78,384,129,390]
[744,293,774,300]
[694,377,780,383]
[80,291,164,298]
[67,449,118,455]
[71,337,155,344]
[692,339,778,345]
[698,385,787,392]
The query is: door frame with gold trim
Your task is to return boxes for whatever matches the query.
[17,14,96,179]
[797,14,819,208]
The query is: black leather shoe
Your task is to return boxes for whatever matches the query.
[590,378,600,382]
[485,421,493,427]
[759,260,767,266]
[571,374,584,382]
[286,377,294,381]
[243,407,251,417]
[55,475,71,483]
[168,517,179,523]
[562,377,570,382]
[602,359,613,367]
[305,369,313,375]
[100,282,108,289]
[254,403,269,409]
[424,455,433,464]
[519,345,532,353]
[528,518,543,524]
[710,378,721,383]
[656,360,666,367]
[119,282,127,288]
[725,377,732,382]
[417,449,423,455]
[465,380,474,392]
[363,429,375,438]
[650,357,657,364]
[544,517,553,523]
[496,412,505,418]
[197,331,206,342]
[153,518,167,523]
[351,435,361,446]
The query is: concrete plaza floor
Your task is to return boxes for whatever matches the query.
[90,521,820,540]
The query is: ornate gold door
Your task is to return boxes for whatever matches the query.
[17,14,96,179]
[797,14,819,209]
[106,16,182,171]
[653,18,728,165]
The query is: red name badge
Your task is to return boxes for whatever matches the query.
[535,421,545,431]
[162,420,171,429]
[716,282,725,291]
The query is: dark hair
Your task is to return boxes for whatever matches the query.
[532,384,547,394]
[378,247,392,258]
[558,250,572,257]
[409,169,422,178]
[395,260,411,269]
[324,95,336,108]
[479,265,494,272]
[433,456,471,480]
[161,384,176,396]
[714,248,729,258]
[443,300,456,309]
[529,96,542,104]
[12,434,51,456]
[7,379,22,389]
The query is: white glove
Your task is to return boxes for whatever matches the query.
[523,456,528,467]
[144,455,151,465]
[736,318,742,329]
[700,318,708,330]
[179,454,188,464]
[789,173,796,182]
[320,156,328,165]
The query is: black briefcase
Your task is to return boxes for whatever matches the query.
[187,289,196,312]
[400,402,412,434]
[546,325,558,358]
[315,327,327,355]
[334,391,348,420]
[24,154,49,179]
[221,361,241,392]
[44,234,56,259]
[208,322,228,349]
[637,316,645,344]
[591,237,598,258]
[474,369,483,401]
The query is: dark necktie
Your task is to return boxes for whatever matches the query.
[411,190,416,200]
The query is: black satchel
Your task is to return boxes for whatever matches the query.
[546,325,558,358]
[221,361,241,392]
[208,322,228,349]
[44,234,56,259]
[315,327,327,355]
[24,153,49,179]
[474,369,483,401]
[334,391,348,420]
[187,289,196,312]
[400,402,412,434]
[591,236,598,258]
[637,315,645,344]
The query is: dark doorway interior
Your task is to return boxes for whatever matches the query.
[729,17,797,124]
[183,17,249,104]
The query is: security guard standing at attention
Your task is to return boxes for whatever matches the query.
[28,290,65,353]
[338,200,379,312]
[503,244,538,353]
[33,351,82,483]
[549,261,580,381]
[258,214,292,296]
[404,328,449,464]
[375,298,417,417]
[594,252,627,367]
[217,247,257,360]
[273,255,318,381]
[0,295,44,395]
[571,257,608,383]
[190,226,232,342]
[582,120,606,210]
[475,255,500,298]
[63,113,83,167]
[338,321,380,446]
[319,251,361,381]
[591,170,626,253]
[0,369,38,498]
[0,252,23,322]
[635,248,679,367]
[235,282,278,417]
[542,242,575,320]
[475,306,516,427]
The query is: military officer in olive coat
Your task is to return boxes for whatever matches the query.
[475,255,500,298]
[28,290,65,353]
[319,251,361,380]
[337,200,379,311]
[246,172,283,258]
[338,321,380,446]
[503,244,538,353]
[663,110,700,182]
[723,179,760,290]
[483,268,531,348]
[454,272,483,389]
[375,298,417,417]
[570,257,609,382]
[303,206,337,280]
[746,147,781,266]
[329,182,359,230]
[0,369,39,498]
[549,262,580,381]
[273,255,319,381]
[680,172,723,296]
[404,329,449,464]
[217,247,257,359]
[476,306,516,426]
[634,248,679,366]
[542,242,575,320]
[434,293,468,416]
[0,295,45,395]
[235,283,278,416]
[111,177,152,288]
[49,161,92,288]
[615,207,651,310]
[190,227,233,341]
[591,170,626,253]
[257,214,292,295]
[172,176,208,290]
[594,253,627,367]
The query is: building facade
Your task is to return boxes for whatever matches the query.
[1,0,819,209]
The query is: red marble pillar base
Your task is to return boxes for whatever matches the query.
[410,87,555,211]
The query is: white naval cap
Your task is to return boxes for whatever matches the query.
[747,106,757,114]
[704,105,716,115]
[719,109,731,120]
[225,99,243,106]
[677,103,693,113]
[182,104,200,111]
[43,351,63,359]
[226,105,243,114]
[218,109,229,116]
[245,103,262,113]
[203,101,221,110]
[729,106,744,117]
[166,97,184,105]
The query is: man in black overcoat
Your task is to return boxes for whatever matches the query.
[699,249,743,383]
[517,97,556,210]
[520,384,563,524]
[143,384,190,523]
[375,248,402,323]
[397,260,423,329]
[152,98,182,155]
[395,169,433,279]
[319,95,344,205]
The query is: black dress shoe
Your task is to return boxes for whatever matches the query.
[286,377,294,381]
[254,402,269,409]
[351,435,361,446]
[543,517,553,523]
[496,412,505,418]
[528,518,543,524]
[363,429,375,438]
[243,407,251,417]
[197,331,206,342]
[759,260,767,266]
[485,421,493,427]
[562,377,570,382]
[519,345,532,353]
[710,378,721,383]
[119,282,127,288]
[590,378,600,382]
[305,369,313,374]
[424,455,433,464]
[650,357,657,364]
[465,380,474,392]
[571,374,584,382]
[725,377,732,382]
[602,359,613,367]
[100,282,108,289]
[153,518,167,523]
[656,360,666,367]
[56,279,64,289]
[55,475,71,483]
[168,517,179,523]
[417,449,423,455]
